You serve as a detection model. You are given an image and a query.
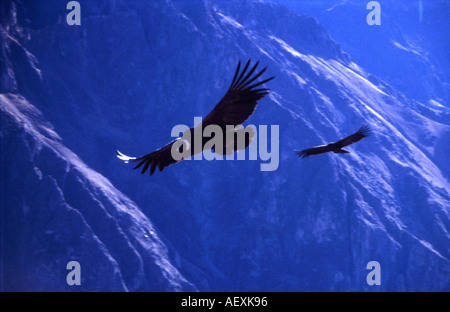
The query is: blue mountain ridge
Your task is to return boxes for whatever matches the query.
[269,0,450,106]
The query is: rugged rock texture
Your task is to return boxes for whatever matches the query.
[270,0,450,106]
[0,93,196,291]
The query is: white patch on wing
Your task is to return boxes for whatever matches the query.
[116,150,136,163]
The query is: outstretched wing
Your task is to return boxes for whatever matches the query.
[116,139,179,175]
[117,60,273,176]
[203,60,275,127]
[296,145,332,158]
[335,125,371,148]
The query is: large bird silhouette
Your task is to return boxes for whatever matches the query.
[296,125,371,158]
[116,60,275,175]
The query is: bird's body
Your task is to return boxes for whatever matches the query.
[117,60,274,175]
[296,125,371,158]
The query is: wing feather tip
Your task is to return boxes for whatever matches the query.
[358,124,372,137]
[296,150,308,158]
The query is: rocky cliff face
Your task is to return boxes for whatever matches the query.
[0,92,196,291]
[1,0,449,291]
[270,0,450,107]
[0,15,195,290]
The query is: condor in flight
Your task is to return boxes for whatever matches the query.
[296,125,371,158]
[116,60,275,175]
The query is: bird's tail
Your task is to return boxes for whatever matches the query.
[334,149,350,154]
[233,126,255,151]
[214,126,255,155]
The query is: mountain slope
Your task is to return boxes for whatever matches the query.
[0,93,196,291]
[269,0,450,107]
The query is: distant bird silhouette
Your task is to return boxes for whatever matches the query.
[116,60,275,175]
[296,125,371,158]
